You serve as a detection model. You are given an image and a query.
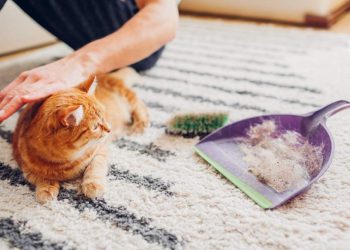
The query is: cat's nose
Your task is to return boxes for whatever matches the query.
[103,123,111,133]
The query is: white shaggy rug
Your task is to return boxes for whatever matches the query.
[1,17,350,249]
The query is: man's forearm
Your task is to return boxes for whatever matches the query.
[70,0,179,75]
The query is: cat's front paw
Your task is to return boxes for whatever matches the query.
[35,185,59,204]
[129,120,150,134]
[82,180,105,199]
[129,101,150,134]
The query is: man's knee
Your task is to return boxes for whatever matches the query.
[131,47,165,72]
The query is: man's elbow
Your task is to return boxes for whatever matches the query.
[161,2,179,43]
[152,0,179,43]
[144,0,179,44]
[163,21,178,44]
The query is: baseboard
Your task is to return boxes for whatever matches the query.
[180,0,350,28]
[305,0,350,27]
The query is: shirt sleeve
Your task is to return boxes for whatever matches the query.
[0,0,6,10]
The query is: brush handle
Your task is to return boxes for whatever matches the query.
[302,100,350,135]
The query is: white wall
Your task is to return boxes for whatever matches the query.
[0,1,56,55]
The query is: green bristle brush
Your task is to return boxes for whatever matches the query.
[165,112,229,138]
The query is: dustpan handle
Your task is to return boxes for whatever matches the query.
[302,100,350,135]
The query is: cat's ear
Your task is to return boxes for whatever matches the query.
[58,105,84,127]
[77,76,97,95]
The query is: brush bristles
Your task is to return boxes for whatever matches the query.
[166,112,229,138]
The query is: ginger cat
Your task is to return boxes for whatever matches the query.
[12,68,149,204]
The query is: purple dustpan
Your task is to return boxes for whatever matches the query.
[195,100,350,209]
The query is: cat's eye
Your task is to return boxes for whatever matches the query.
[92,123,99,131]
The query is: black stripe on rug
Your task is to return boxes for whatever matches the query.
[145,101,178,113]
[176,31,315,55]
[133,84,267,113]
[154,64,321,94]
[0,217,72,250]
[0,125,13,144]
[144,73,319,108]
[113,138,176,162]
[0,162,182,249]
[108,164,174,196]
[0,163,27,186]
[173,39,284,59]
[162,54,304,79]
[58,189,181,250]
[176,36,307,55]
[167,47,290,68]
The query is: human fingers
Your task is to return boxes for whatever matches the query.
[0,81,28,111]
[0,94,14,111]
[0,80,29,110]
[0,73,27,101]
[1,76,49,105]
[0,69,49,100]
[0,95,24,122]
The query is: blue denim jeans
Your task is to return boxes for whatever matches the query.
[0,0,164,71]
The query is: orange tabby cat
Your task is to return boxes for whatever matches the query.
[12,68,149,203]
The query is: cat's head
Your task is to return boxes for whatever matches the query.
[33,76,111,158]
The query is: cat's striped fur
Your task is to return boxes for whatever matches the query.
[13,68,149,203]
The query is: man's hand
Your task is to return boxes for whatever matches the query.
[0,0,178,122]
[0,53,96,121]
